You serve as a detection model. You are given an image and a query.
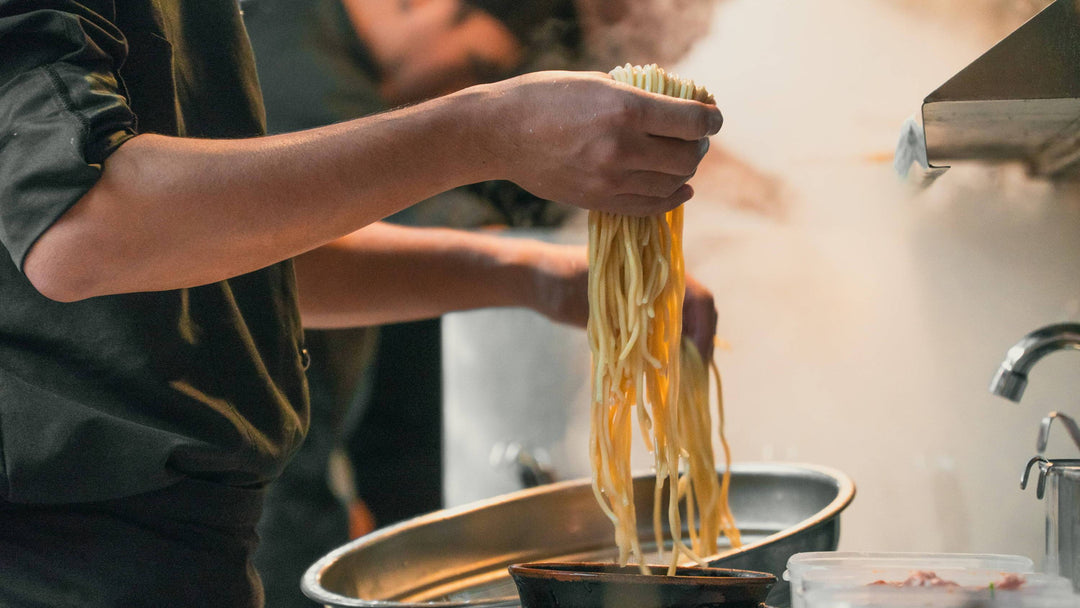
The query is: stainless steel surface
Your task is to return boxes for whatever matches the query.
[1046,463,1080,592]
[302,463,855,608]
[1022,456,1053,499]
[1020,457,1080,591]
[1021,457,1080,498]
[989,323,1080,402]
[905,0,1080,178]
[1038,412,1080,454]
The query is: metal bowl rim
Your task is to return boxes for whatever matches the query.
[507,561,779,585]
[301,461,856,608]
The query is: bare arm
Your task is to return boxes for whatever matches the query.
[293,222,570,328]
[24,71,722,302]
[295,222,718,360]
[25,89,492,301]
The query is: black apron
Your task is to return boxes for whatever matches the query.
[0,478,267,607]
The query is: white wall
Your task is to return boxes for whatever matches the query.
[444,0,1078,566]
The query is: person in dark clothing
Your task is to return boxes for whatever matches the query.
[241,2,590,604]
[0,0,722,605]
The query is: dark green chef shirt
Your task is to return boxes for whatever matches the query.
[0,0,309,504]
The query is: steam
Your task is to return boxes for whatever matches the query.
[887,0,1052,40]
[576,0,722,70]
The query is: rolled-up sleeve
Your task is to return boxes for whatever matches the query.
[0,2,137,270]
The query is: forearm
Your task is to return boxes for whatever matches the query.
[24,87,497,301]
[293,222,716,360]
[294,222,557,328]
[23,70,722,303]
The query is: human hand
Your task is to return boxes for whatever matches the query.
[526,242,718,362]
[483,71,722,217]
[682,273,718,363]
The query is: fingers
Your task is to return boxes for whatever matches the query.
[625,136,709,176]
[620,170,694,198]
[603,184,695,217]
[532,242,590,329]
[635,92,723,141]
[683,275,718,362]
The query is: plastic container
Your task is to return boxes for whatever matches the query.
[802,584,1080,608]
[784,553,1037,608]
[803,568,1072,597]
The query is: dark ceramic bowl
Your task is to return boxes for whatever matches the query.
[508,562,777,608]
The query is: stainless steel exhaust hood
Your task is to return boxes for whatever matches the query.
[898,0,1080,179]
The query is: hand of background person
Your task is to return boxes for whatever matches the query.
[482,71,722,217]
[528,242,718,362]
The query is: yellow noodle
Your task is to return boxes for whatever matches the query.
[588,64,740,576]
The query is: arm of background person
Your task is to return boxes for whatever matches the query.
[23,72,721,302]
[294,221,718,360]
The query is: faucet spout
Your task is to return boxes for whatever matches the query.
[990,323,1080,402]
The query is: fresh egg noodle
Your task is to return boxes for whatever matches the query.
[587,63,740,576]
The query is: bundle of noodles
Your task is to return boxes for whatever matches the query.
[587,63,740,576]
[676,338,741,559]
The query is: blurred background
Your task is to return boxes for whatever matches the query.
[443,0,1078,566]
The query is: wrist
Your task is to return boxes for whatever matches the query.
[497,238,588,327]
[447,81,516,184]
[487,236,544,312]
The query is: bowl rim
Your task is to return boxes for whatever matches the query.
[302,462,856,607]
[508,561,779,587]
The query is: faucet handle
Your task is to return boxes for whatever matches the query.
[1036,411,1080,454]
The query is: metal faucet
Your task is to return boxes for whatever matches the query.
[990,323,1080,402]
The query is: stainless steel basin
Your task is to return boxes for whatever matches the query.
[302,463,856,608]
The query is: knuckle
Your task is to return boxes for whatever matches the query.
[599,170,623,193]
[676,144,702,174]
[611,94,644,126]
[588,170,618,196]
[596,138,622,169]
[664,177,686,197]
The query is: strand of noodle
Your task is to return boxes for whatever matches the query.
[635,365,654,453]
[682,475,697,550]
[589,403,618,523]
[639,222,664,309]
[711,359,741,545]
[653,466,664,562]
[588,213,611,392]
[612,263,630,361]
[618,221,643,361]
[680,340,718,557]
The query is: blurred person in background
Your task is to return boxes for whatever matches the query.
[241,1,592,605]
